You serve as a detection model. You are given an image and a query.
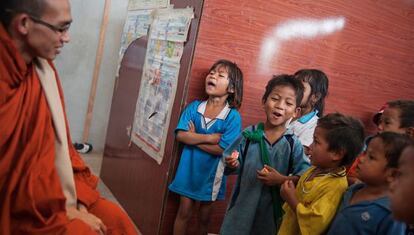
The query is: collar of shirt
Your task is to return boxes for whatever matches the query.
[197,100,231,120]
[298,110,318,124]
[345,183,390,210]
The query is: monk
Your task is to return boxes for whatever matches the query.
[0,0,138,234]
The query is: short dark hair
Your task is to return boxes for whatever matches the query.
[262,74,304,107]
[370,132,413,168]
[0,0,46,27]
[209,59,243,109]
[387,100,414,128]
[317,113,365,166]
[294,69,329,117]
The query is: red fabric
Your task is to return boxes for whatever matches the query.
[89,198,139,235]
[347,156,360,178]
[0,24,137,235]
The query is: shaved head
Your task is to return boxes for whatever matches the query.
[1,0,47,26]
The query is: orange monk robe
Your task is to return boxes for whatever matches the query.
[0,24,138,235]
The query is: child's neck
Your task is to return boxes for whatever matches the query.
[307,166,342,181]
[205,97,227,119]
[350,182,389,205]
[263,122,286,143]
[207,96,227,107]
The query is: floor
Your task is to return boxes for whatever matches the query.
[81,151,218,235]
[80,152,141,234]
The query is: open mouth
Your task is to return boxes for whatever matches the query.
[272,112,282,118]
[207,81,216,87]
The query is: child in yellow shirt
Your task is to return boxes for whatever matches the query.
[278,113,365,235]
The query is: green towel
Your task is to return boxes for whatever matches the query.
[242,123,284,231]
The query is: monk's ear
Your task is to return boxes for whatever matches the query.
[13,14,31,35]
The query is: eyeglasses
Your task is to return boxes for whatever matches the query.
[29,16,71,34]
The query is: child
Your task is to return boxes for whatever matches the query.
[288,69,329,154]
[327,132,409,234]
[377,100,414,136]
[220,74,310,235]
[279,113,365,235]
[390,139,414,231]
[347,103,387,185]
[348,100,414,184]
[168,59,243,235]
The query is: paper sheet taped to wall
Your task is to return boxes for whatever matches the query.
[128,0,170,10]
[131,7,194,164]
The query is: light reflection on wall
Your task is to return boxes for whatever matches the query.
[258,17,346,73]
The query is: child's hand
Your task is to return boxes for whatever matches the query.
[280,180,298,210]
[209,133,221,144]
[188,121,195,133]
[256,165,286,186]
[225,150,240,168]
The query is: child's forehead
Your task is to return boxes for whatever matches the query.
[270,85,297,96]
[366,137,385,151]
[383,107,401,119]
[211,64,228,73]
[314,126,328,136]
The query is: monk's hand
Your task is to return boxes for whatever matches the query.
[78,202,88,213]
[67,207,107,235]
[256,164,286,186]
[280,180,299,210]
[225,150,240,168]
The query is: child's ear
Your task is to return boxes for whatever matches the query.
[310,93,321,106]
[293,107,301,119]
[405,127,414,139]
[227,86,235,94]
[330,149,345,162]
[385,167,398,184]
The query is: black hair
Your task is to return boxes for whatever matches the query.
[0,0,45,27]
[294,69,329,117]
[209,59,243,109]
[262,74,304,107]
[370,132,412,168]
[387,100,414,128]
[317,113,365,166]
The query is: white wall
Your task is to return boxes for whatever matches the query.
[55,0,129,152]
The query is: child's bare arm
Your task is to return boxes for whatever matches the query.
[176,121,221,145]
[256,165,299,185]
[197,144,223,156]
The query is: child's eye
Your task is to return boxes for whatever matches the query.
[271,97,278,101]
[286,102,294,106]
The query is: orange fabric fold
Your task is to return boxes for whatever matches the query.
[0,24,137,235]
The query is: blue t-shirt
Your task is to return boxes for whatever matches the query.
[327,183,406,235]
[220,124,310,235]
[168,100,242,201]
